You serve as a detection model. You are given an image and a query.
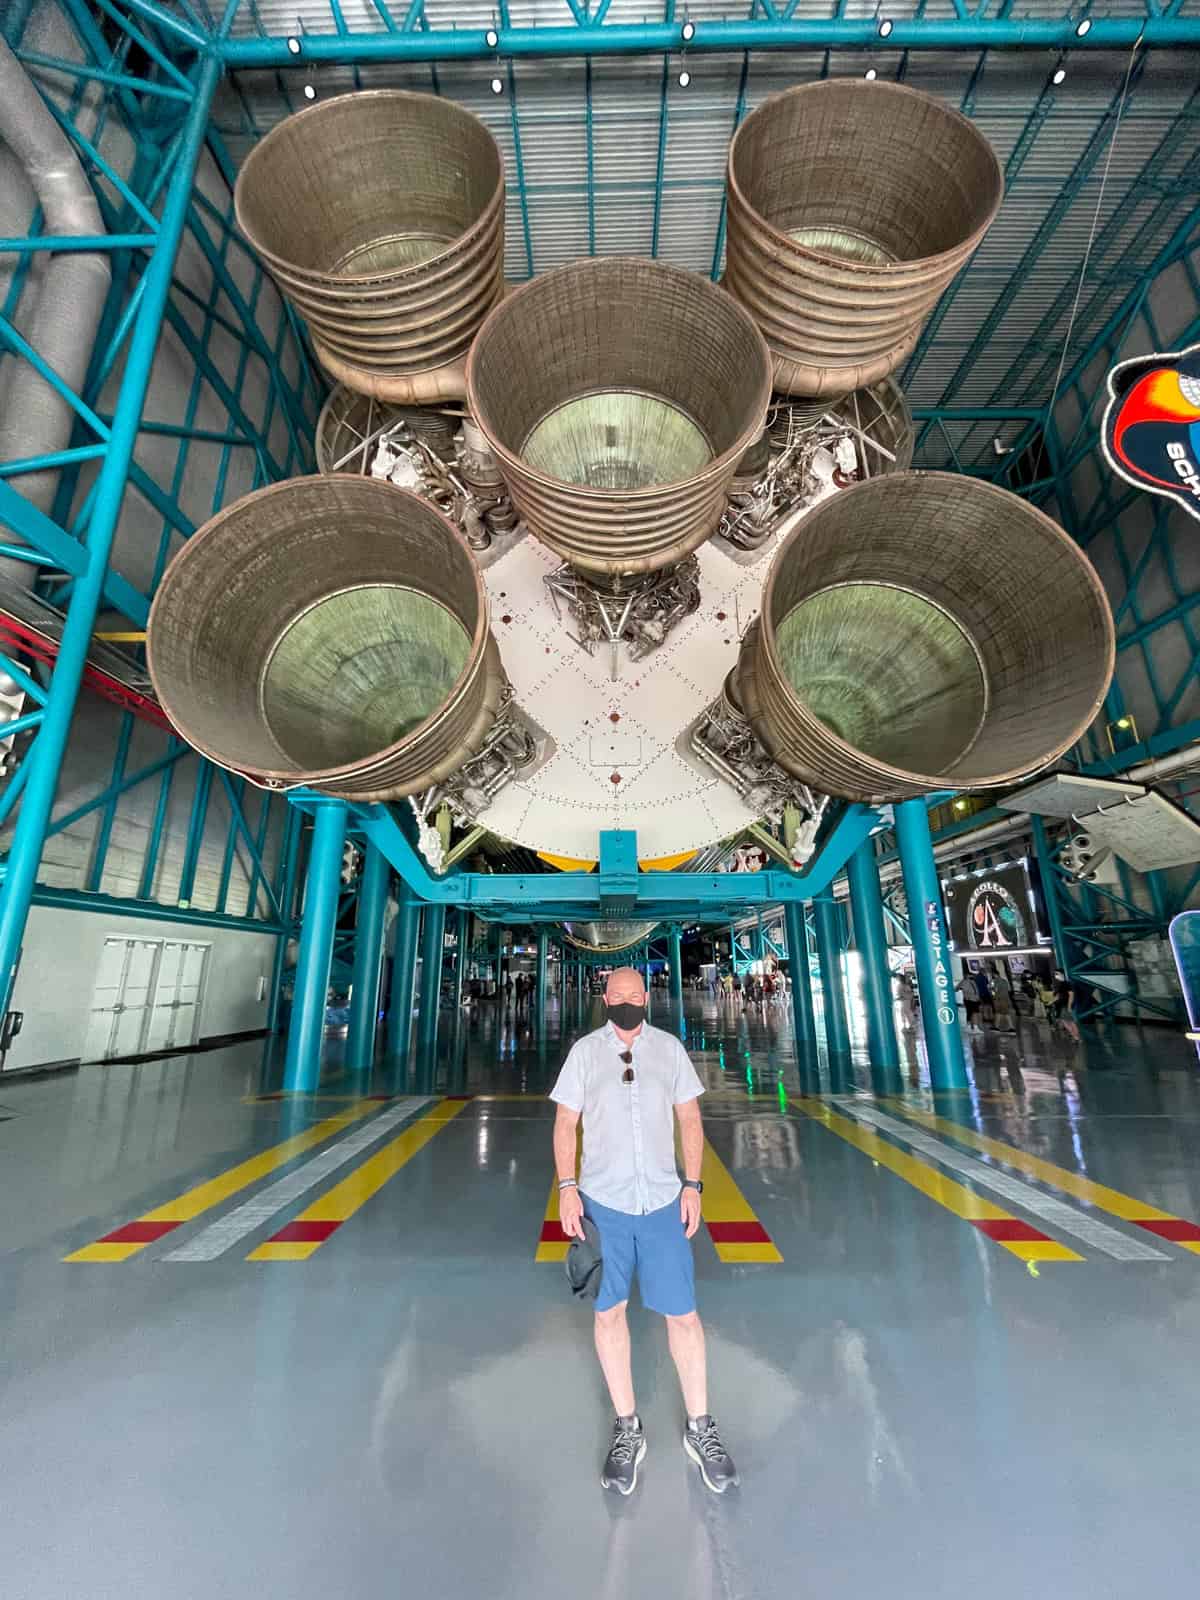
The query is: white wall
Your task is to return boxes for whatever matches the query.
[3,902,278,1072]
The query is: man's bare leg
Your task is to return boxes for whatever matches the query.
[594,1300,636,1416]
[665,1310,707,1417]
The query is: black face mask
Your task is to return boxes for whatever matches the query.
[607,1001,645,1031]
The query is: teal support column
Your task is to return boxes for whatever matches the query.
[895,797,968,1092]
[813,893,851,1059]
[669,924,684,1012]
[346,844,389,1072]
[283,800,347,1093]
[387,893,420,1062]
[784,900,818,1065]
[452,906,469,1011]
[416,901,446,1061]
[536,927,549,1017]
[847,841,900,1077]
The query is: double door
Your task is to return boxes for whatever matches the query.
[83,936,210,1062]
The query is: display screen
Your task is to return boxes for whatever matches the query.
[940,859,1049,957]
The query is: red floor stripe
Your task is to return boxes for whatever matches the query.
[706,1221,772,1244]
[971,1218,1052,1243]
[268,1220,342,1244]
[1133,1218,1200,1242]
[99,1220,181,1245]
[540,1221,568,1243]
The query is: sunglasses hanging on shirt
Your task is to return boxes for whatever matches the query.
[619,1049,634,1084]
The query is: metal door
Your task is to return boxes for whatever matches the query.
[82,938,163,1062]
[146,940,210,1051]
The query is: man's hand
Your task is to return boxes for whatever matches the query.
[560,1185,586,1241]
[680,1186,702,1239]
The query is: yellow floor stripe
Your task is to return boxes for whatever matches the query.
[537,1138,782,1264]
[697,1140,783,1263]
[536,1181,570,1262]
[248,1098,470,1260]
[884,1099,1200,1253]
[795,1099,1082,1264]
[64,1102,379,1263]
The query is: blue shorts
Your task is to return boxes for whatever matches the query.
[581,1192,696,1317]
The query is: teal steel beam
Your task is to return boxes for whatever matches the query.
[216,770,283,923]
[137,752,177,901]
[245,790,272,919]
[452,905,469,1012]
[222,18,1200,67]
[346,843,390,1071]
[783,900,818,1066]
[177,761,213,908]
[284,799,347,1093]
[895,798,967,1092]
[416,900,445,1063]
[934,62,1145,412]
[216,777,244,914]
[44,743,191,846]
[709,44,750,281]
[29,883,282,935]
[669,923,683,1012]
[537,925,549,1020]
[649,0,674,259]
[354,801,881,910]
[847,841,900,1079]
[813,894,850,1059]
[85,712,134,894]
[266,805,302,1035]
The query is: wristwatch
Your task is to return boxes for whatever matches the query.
[683,1180,703,1194]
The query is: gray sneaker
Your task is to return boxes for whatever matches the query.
[601,1414,646,1495]
[683,1415,739,1493]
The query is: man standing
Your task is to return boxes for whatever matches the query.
[550,966,738,1497]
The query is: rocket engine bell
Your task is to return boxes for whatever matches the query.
[724,80,1003,398]
[561,921,661,954]
[145,477,539,812]
[234,91,504,403]
[466,256,772,577]
[729,472,1116,803]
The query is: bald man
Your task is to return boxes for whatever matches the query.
[550,966,738,1496]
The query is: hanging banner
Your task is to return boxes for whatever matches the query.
[1101,343,1200,520]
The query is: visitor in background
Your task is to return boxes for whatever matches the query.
[975,966,994,1026]
[991,967,1015,1032]
[958,972,981,1031]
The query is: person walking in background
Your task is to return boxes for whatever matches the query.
[552,967,739,1497]
[958,972,981,1031]
[975,966,994,1027]
[991,967,1015,1033]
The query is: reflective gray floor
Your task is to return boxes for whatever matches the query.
[4,992,1200,1599]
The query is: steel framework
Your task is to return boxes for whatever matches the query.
[1,0,1198,1066]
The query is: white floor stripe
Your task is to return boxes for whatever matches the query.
[162,1097,434,1261]
[833,1101,1170,1262]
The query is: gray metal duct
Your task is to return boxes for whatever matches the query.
[734,472,1115,803]
[0,37,111,586]
[146,477,507,801]
[561,920,660,953]
[234,91,504,403]
[725,80,1002,398]
[466,256,772,576]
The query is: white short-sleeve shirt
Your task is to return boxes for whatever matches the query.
[549,1020,705,1215]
